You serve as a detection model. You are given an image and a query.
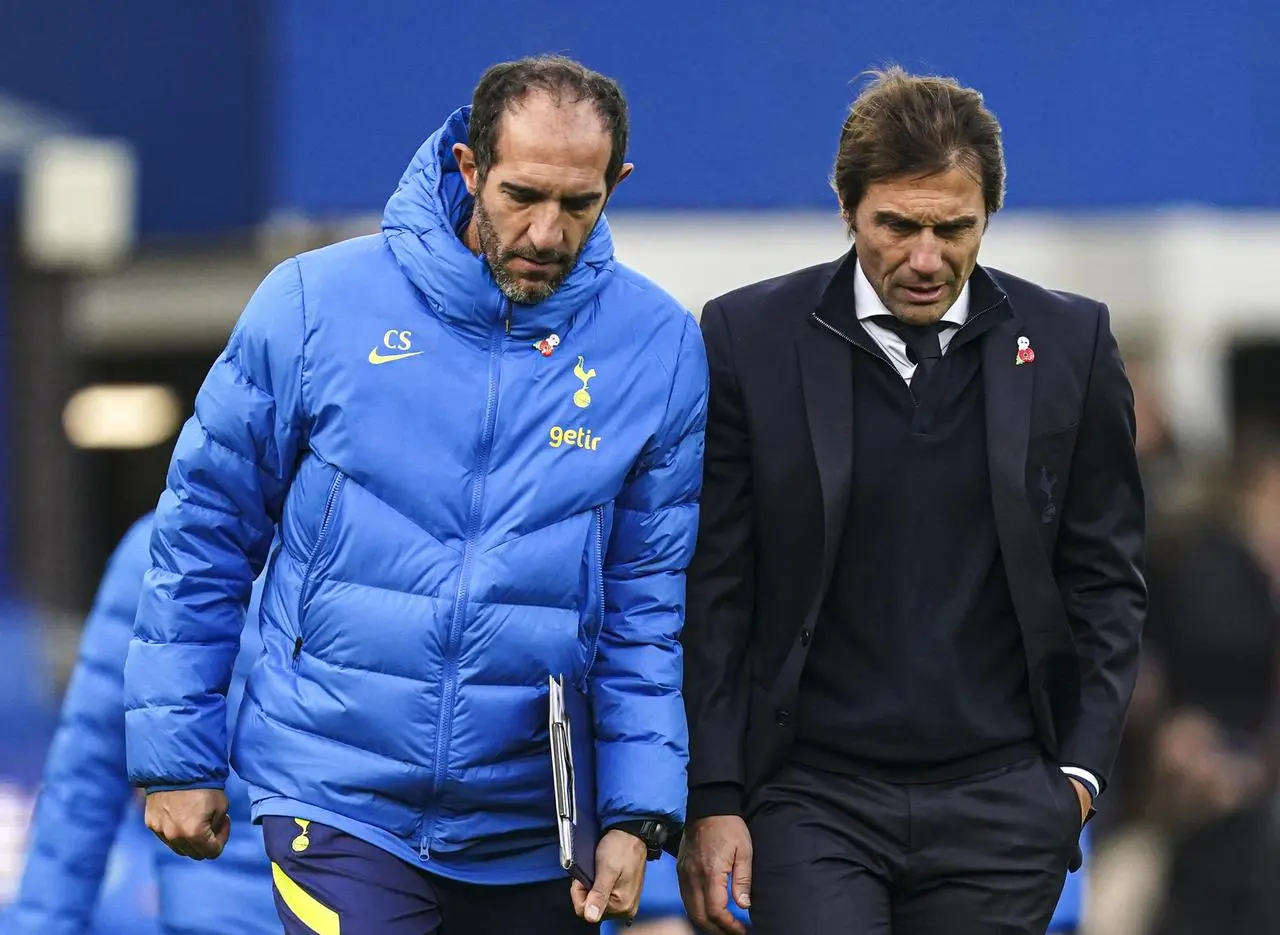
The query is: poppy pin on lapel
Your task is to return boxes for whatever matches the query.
[1015,335,1035,365]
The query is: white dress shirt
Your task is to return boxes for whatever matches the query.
[854,260,970,382]
[852,260,1101,804]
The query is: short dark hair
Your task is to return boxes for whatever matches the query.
[832,66,1006,220]
[468,55,629,189]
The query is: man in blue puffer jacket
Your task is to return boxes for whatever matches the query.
[6,513,277,935]
[124,55,707,934]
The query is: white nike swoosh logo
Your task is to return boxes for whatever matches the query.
[368,348,425,365]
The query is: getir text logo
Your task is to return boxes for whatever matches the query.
[549,425,601,451]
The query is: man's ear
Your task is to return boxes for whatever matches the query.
[842,203,858,240]
[611,162,635,191]
[454,143,479,195]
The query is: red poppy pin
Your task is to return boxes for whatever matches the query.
[534,333,561,357]
[1015,335,1035,365]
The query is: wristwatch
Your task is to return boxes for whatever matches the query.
[608,819,668,860]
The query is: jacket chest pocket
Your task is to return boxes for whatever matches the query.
[295,470,348,663]
[579,504,610,689]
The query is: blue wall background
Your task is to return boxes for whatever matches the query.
[1,0,1276,236]
[0,0,264,236]
[272,0,1279,218]
[3,2,1274,582]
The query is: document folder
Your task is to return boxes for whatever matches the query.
[549,674,598,888]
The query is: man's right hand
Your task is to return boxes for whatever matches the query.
[144,788,231,860]
[677,815,753,935]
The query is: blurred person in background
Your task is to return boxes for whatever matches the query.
[124,54,706,934]
[5,513,276,935]
[1139,429,1280,935]
[1127,352,1186,520]
[680,66,1145,935]
[1089,346,1184,841]
[1076,345,1185,935]
[0,594,60,921]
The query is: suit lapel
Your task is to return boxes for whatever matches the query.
[982,312,1034,527]
[979,277,1067,748]
[798,254,858,597]
[798,314,854,592]
[760,260,857,704]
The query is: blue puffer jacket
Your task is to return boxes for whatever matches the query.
[8,514,276,935]
[124,105,708,884]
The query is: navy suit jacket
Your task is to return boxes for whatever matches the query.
[682,249,1147,822]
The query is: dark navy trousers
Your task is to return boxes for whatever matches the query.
[263,817,592,934]
[745,756,1079,934]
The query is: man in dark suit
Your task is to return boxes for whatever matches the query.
[676,67,1146,935]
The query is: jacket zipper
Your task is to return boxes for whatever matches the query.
[580,505,607,690]
[420,303,507,858]
[294,471,346,668]
[811,312,891,368]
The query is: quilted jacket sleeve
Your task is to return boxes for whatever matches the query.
[591,311,709,828]
[6,515,153,935]
[124,258,308,790]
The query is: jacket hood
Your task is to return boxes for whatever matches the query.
[381,105,616,340]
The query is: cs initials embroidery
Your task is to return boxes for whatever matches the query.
[368,329,425,365]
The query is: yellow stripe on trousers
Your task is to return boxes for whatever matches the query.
[271,861,342,935]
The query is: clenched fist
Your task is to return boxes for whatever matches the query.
[571,829,648,924]
[144,788,231,860]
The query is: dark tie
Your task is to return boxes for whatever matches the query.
[872,316,954,400]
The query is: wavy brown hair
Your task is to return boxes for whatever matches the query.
[832,66,1006,225]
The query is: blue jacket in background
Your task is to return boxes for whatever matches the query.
[124,104,708,884]
[1048,827,1089,933]
[7,514,276,935]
